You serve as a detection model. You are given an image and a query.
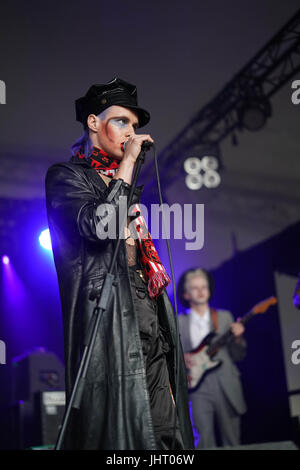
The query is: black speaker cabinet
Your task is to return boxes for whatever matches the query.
[10,349,65,449]
[11,348,65,403]
[34,391,66,447]
[12,391,65,449]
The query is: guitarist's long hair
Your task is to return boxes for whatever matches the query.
[177,267,215,310]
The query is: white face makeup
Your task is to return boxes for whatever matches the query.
[91,106,139,159]
[109,117,139,130]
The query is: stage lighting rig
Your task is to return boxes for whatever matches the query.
[237,95,272,131]
[184,155,221,190]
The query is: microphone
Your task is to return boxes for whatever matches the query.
[141,141,153,151]
[122,140,153,152]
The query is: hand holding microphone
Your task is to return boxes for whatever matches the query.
[115,135,154,185]
[122,134,154,164]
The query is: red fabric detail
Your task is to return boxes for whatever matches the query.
[72,145,170,299]
[148,270,171,299]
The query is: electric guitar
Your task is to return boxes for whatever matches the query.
[186,296,277,393]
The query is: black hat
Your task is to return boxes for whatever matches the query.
[177,268,215,309]
[75,77,150,129]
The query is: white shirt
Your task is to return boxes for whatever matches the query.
[189,307,211,349]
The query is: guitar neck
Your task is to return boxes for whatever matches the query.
[207,310,254,356]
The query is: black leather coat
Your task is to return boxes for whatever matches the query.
[45,156,194,450]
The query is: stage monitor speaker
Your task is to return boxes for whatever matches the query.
[35,391,65,447]
[12,391,65,449]
[11,348,65,449]
[11,348,65,404]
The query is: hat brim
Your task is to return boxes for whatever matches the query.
[120,105,150,128]
[75,94,151,129]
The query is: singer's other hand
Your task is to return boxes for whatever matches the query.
[123,134,154,163]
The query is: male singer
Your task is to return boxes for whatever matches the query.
[45,77,194,450]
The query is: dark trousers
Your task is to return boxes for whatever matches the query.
[129,265,184,450]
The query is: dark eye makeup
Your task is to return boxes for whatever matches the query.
[114,116,139,129]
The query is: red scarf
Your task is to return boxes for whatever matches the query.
[71,145,170,299]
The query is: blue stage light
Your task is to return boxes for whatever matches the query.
[2,255,10,265]
[39,229,52,251]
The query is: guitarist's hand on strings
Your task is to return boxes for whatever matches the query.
[230,321,245,343]
[184,353,195,369]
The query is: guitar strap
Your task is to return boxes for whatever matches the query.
[210,307,218,332]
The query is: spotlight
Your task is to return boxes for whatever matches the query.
[39,229,52,251]
[238,97,272,131]
[184,157,202,175]
[201,156,219,171]
[184,155,221,190]
[203,170,221,188]
[185,174,203,190]
[2,255,10,265]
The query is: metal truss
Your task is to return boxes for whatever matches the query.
[142,9,300,192]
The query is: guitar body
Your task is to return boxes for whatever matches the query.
[187,332,222,393]
[185,296,277,392]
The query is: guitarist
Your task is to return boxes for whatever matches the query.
[177,268,247,449]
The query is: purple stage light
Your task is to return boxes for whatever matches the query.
[2,255,10,265]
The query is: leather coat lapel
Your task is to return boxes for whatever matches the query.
[83,166,108,193]
[70,158,108,193]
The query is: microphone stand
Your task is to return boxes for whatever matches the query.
[55,143,150,450]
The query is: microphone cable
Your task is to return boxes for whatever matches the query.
[151,143,182,450]
[124,138,183,450]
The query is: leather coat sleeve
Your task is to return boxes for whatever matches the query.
[45,163,142,244]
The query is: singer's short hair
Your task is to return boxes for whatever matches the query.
[70,127,93,158]
[70,111,104,158]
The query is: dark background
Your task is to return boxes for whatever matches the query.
[0,0,300,449]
